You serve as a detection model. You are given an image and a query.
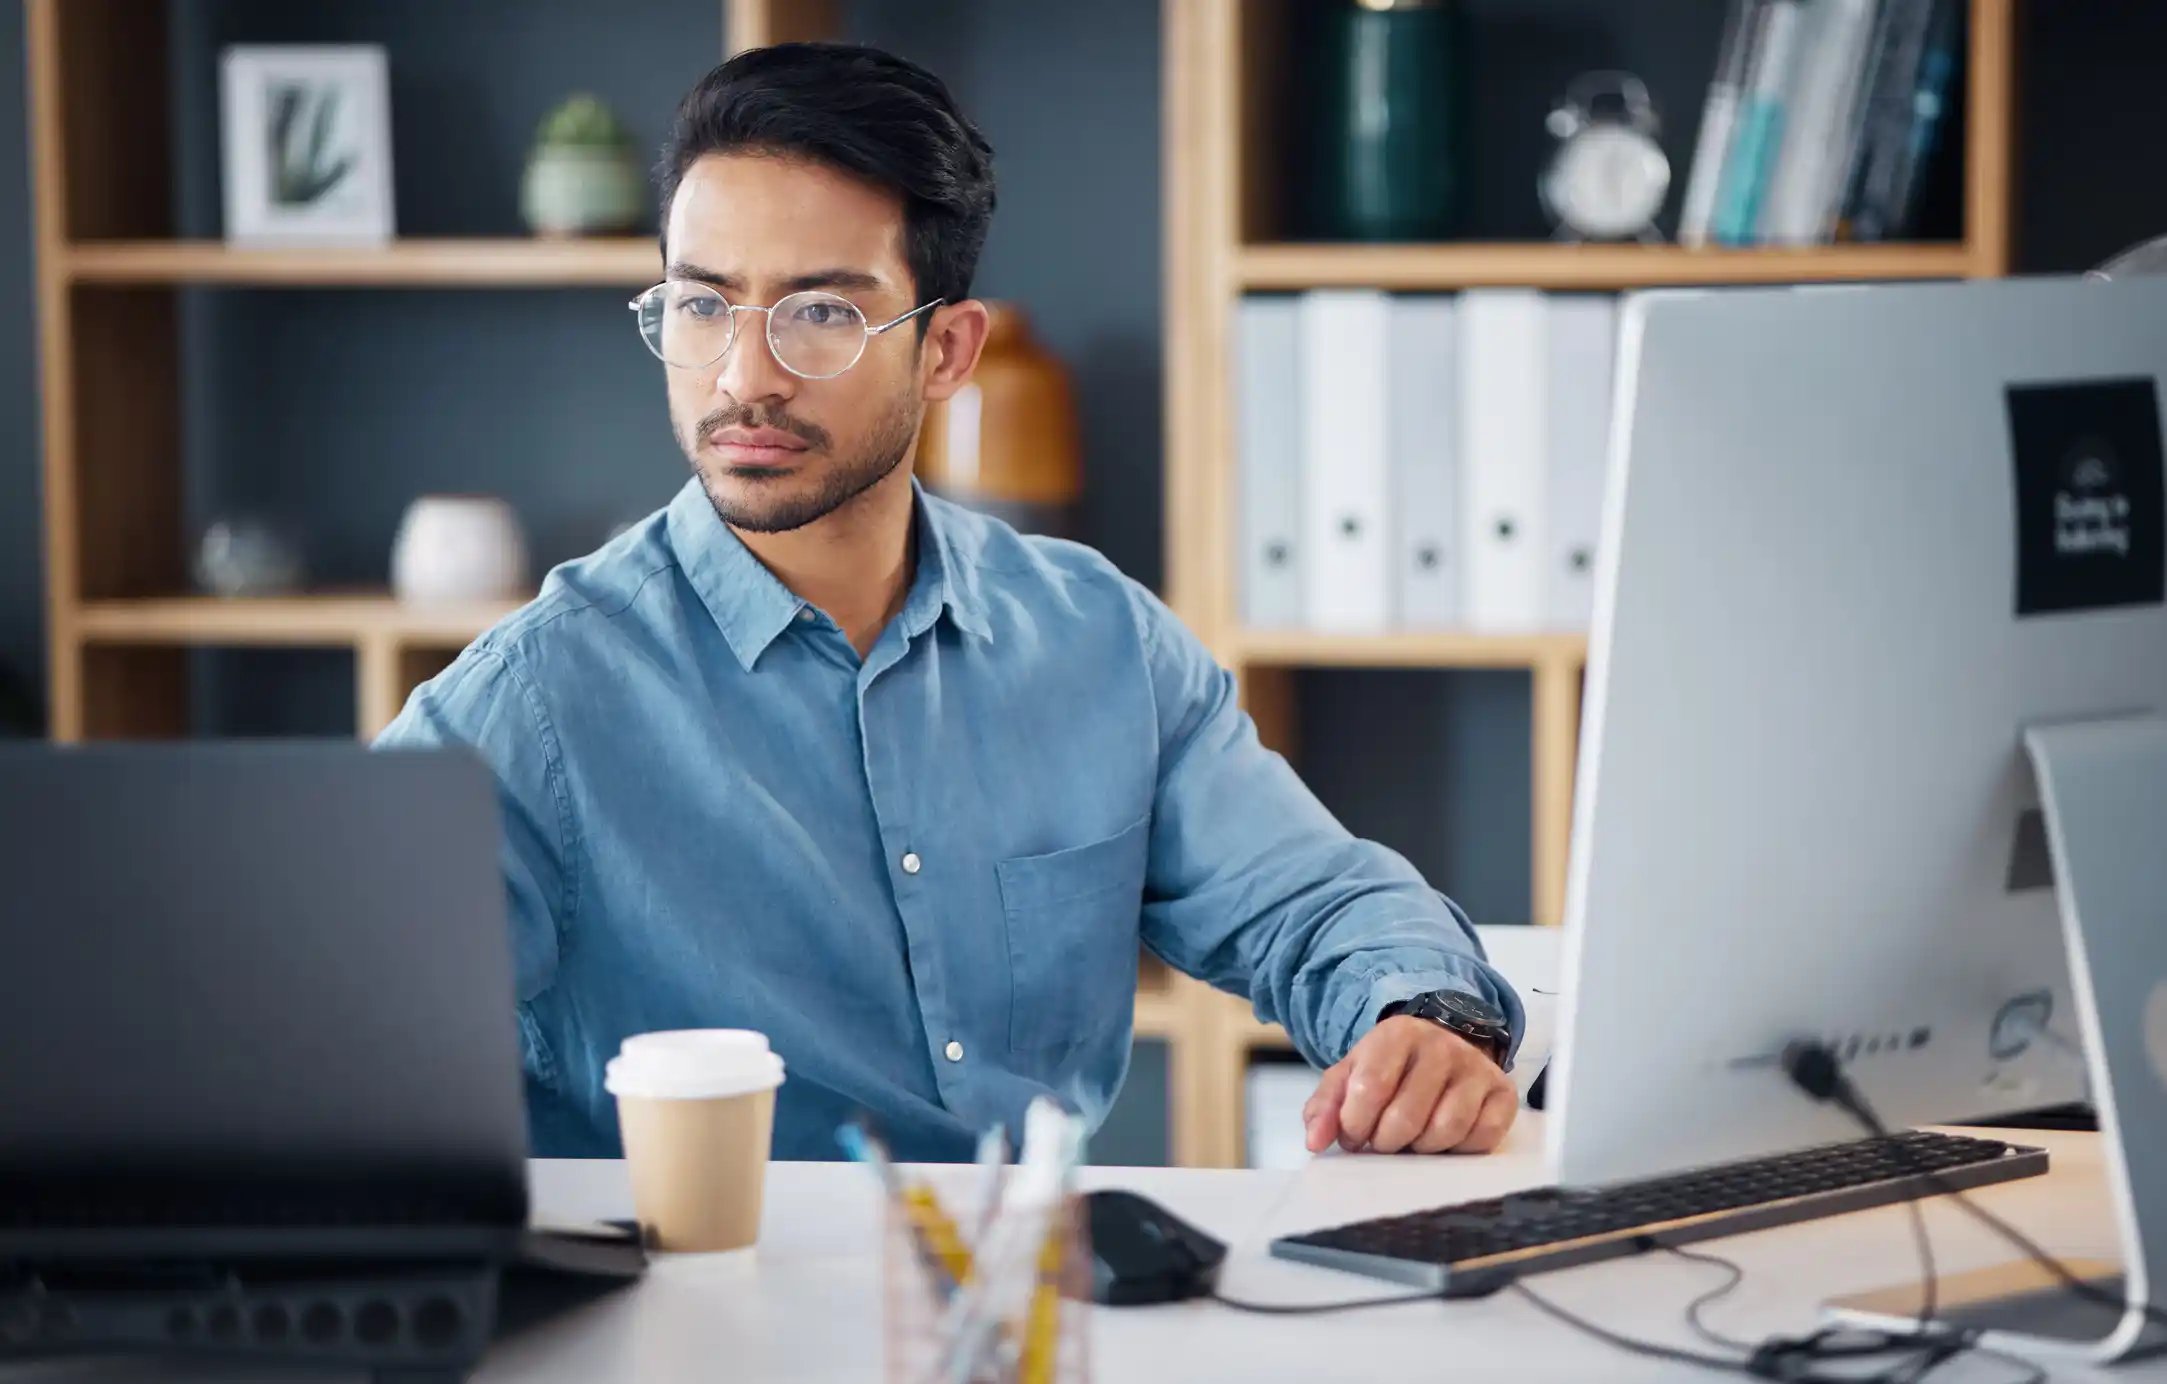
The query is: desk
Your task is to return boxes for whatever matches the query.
[9,1120,2146,1383]
[485,1119,2154,1384]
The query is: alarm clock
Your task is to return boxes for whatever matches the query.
[1540,71,1670,242]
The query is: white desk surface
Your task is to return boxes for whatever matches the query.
[484,1119,2156,1384]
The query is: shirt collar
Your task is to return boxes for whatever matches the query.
[666,478,992,672]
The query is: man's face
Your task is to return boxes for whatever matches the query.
[662,153,928,534]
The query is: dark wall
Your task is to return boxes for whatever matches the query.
[6,1,2167,829]
[1,3,39,733]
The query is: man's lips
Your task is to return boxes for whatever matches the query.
[708,427,811,466]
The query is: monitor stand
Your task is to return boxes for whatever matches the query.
[1828,714,2167,1364]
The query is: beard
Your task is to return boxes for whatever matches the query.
[680,390,920,535]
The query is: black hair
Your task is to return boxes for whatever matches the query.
[657,43,998,311]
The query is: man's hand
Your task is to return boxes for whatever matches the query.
[1302,1016,1517,1155]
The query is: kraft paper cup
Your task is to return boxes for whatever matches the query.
[606,1030,785,1253]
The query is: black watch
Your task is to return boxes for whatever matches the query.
[1380,990,1510,1067]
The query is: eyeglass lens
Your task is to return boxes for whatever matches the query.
[637,285,869,379]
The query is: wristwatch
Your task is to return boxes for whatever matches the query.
[1380,990,1511,1067]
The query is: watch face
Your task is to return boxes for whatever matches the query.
[1429,991,1505,1031]
[1545,124,1669,238]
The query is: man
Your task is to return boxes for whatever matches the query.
[379,43,1523,1163]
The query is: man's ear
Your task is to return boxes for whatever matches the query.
[920,300,992,403]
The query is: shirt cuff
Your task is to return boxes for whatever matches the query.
[1355,962,1528,1072]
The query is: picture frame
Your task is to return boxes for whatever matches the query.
[220,45,396,245]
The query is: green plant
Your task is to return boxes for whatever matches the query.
[268,82,355,205]
[535,93,631,149]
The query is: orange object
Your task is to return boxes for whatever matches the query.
[916,303,1081,534]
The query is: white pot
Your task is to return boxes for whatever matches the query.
[391,496,529,604]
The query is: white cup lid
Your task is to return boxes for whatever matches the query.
[605,1029,786,1100]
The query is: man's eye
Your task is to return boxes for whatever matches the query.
[676,295,723,319]
[795,302,848,327]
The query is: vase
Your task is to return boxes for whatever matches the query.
[1299,0,1468,241]
[914,304,1081,538]
[391,496,529,604]
[521,146,644,237]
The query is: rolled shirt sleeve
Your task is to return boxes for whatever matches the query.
[1128,586,1526,1069]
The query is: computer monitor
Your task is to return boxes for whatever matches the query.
[1550,274,2167,1188]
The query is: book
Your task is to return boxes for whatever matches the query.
[1458,291,1548,632]
[1838,0,1936,240]
[1235,296,1303,629]
[1711,0,1810,246]
[1389,296,1461,630]
[1541,296,1617,632]
[1298,290,1393,633]
[1877,0,1963,239]
[1763,0,1881,245]
[1680,0,1768,248]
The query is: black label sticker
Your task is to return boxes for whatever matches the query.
[2007,377,2165,617]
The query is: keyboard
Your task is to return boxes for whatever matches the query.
[1272,1131,2047,1296]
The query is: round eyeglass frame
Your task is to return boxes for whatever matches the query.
[627,283,945,381]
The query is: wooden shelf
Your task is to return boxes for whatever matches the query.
[73,593,525,647]
[1233,629,1589,670]
[1133,988,1185,1041]
[1238,241,1982,292]
[64,238,660,288]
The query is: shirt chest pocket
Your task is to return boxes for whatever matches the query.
[996,815,1150,1065]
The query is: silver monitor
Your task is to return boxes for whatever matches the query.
[1550,274,2167,1190]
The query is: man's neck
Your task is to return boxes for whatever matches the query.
[732,464,917,659]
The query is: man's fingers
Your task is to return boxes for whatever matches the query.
[1453,1084,1520,1154]
[1410,1072,1488,1154]
[1368,1044,1451,1154]
[1304,1061,1351,1153]
[1333,1025,1417,1151]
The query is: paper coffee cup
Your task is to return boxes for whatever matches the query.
[606,1030,785,1253]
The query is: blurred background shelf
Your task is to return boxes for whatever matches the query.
[64,238,659,287]
[1234,629,1589,670]
[1237,241,1987,292]
[74,593,521,646]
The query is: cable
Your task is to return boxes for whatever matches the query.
[1209,1288,1439,1316]
[1665,1243,1755,1352]
[1782,1039,2167,1338]
[1508,1278,1751,1375]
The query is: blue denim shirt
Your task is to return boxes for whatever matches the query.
[377,479,1522,1161]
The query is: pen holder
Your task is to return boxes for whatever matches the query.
[883,1190,1092,1384]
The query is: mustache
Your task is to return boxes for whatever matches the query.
[694,405,830,451]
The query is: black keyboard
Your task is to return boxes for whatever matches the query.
[1272,1131,2047,1296]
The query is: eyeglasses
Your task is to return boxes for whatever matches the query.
[628,282,944,380]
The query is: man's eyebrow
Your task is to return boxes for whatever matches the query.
[779,268,887,294]
[666,262,741,291]
[664,264,889,296]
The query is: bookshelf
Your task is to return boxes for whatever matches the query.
[1164,0,2018,1166]
[63,238,660,288]
[29,0,2021,1171]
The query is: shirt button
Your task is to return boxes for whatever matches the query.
[901,852,922,875]
[944,1040,965,1063]
[796,607,817,623]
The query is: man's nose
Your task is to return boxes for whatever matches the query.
[713,311,797,404]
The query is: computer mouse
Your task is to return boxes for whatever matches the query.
[1083,1189,1227,1306]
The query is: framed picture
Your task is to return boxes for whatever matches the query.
[220,45,396,245]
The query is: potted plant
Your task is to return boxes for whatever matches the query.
[521,93,644,237]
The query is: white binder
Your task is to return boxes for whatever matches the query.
[1458,290,1548,631]
[1542,296,1617,631]
[1389,296,1460,630]
[1235,296,1303,628]
[1300,290,1393,633]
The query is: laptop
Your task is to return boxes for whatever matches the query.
[0,742,643,1374]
